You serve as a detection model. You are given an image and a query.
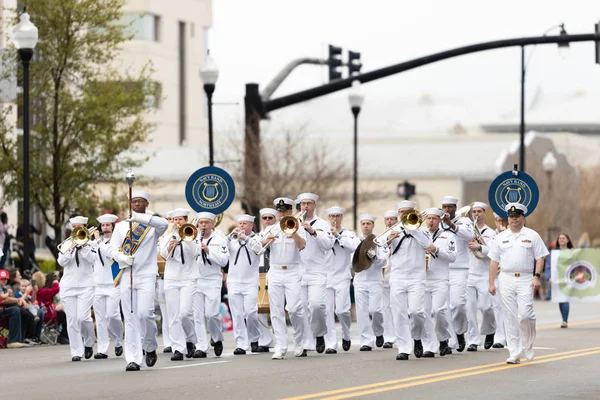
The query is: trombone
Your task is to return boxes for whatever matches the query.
[58,226,97,254]
[373,209,424,247]
[254,210,306,256]
[165,218,199,260]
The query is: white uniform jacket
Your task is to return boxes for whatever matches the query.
[425,229,457,281]
[468,224,496,277]
[160,232,200,281]
[226,234,261,286]
[300,217,335,274]
[58,244,96,288]
[93,238,117,286]
[387,228,432,281]
[445,216,474,270]
[488,227,549,273]
[326,228,360,287]
[196,231,229,283]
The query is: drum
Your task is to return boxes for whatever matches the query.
[257,273,270,314]
[157,255,166,278]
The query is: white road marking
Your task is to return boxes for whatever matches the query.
[159,360,231,370]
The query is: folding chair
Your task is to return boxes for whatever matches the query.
[39,302,59,345]
[0,315,9,348]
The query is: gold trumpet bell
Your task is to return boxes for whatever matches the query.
[72,226,90,246]
[401,210,424,231]
[178,223,198,242]
[280,216,299,235]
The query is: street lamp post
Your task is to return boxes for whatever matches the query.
[200,51,219,166]
[348,81,364,231]
[519,24,569,172]
[12,10,38,274]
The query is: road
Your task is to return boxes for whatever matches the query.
[1,300,599,400]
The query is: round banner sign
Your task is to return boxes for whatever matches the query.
[185,166,236,214]
[488,170,539,219]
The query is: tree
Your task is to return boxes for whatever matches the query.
[0,0,156,241]
[578,167,600,243]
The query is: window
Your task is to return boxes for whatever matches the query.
[119,13,161,42]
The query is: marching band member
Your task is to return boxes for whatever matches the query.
[323,206,360,353]
[465,202,497,351]
[193,212,229,358]
[161,208,198,361]
[157,210,174,354]
[58,216,96,362]
[491,212,508,348]
[256,207,277,352]
[488,203,548,364]
[264,197,307,359]
[108,190,168,371]
[92,213,123,359]
[354,214,388,351]
[421,208,456,357]
[440,196,474,352]
[387,200,432,360]
[226,214,262,355]
[381,210,398,349]
[298,193,335,354]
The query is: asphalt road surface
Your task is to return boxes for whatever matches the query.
[2,300,599,400]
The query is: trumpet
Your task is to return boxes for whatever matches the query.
[374,209,424,247]
[254,210,306,256]
[58,226,97,254]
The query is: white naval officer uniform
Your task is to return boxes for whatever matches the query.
[57,216,96,359]
[492,225,507,347]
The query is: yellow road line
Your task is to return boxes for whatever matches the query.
[322,350,600,399]
[284,346,600,400]
[537,318,600,331]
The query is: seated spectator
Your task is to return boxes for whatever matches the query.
[35,271,69,344]
[0,269,25,348]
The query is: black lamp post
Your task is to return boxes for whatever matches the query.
[519,24,569,172]
[348,80,364,231]
[200,51,219,166]
[13,9,38,273]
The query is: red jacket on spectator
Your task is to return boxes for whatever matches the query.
[36,281,60,322]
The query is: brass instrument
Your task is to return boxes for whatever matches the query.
[165,218,199,260]
[254,210,306,256]
[228,231,241,240]
[457,204,486,260]
[58,226,97,254]
[374,209,424,247]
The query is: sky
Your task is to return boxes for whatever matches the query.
[208,0,600,136]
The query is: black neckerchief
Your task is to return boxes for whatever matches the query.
[332,228,345,256]
[178,241,185,264]
[392,229,413,255]
[234,233,254,266]
[201,237,213,265]
[75,247,81,267]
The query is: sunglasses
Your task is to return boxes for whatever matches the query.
[262,216,275,220]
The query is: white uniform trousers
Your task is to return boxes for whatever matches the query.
[422,280,451,353]
[466,274,496,346]
[194,279,224,353]
[164,279,197,354]
[499,273,536,359]
[354,281,384,348]
[258,314,274,347]
[381,283,395,344]
[62,287,95,358]
[156,279,172,348]
[493,276,507,345]
[390,279,426,355]
[228,283,260,351]
[267,267,305,355]
[448,268,469,335]
[93,285,123,354]
[300,274,328,347]
[324,281,351,350]
[120,274,159,366]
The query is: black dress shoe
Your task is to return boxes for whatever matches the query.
[186,342,196,359]
[193,350,207,358]
[94,353,108,359]
[72,356,81,362]
[360,345,372,351]
[423,351,435,358]
[171,351,184,361]
[257,346,270,353]
[467,344,478,352]
[456,334,466,352]
[145,350,158,367]
[492,343,505,349]
[484,334,495,350]
[251,341,259,352]
[233,348,246,355]
[213,341,223,357]
[439,340,451,356]
[342,339,351,351]
[396,353,409,360]
[316,336,325,354]
[57,336,69,345]
[414,340,423,358]
[115,346,123,357]
[376,335,384,348]
[297,349,308,357]
[84,347,93,359]
[383,342,394,349]
[325,348,337,354]
[210,338,215,346]
[125,362,140,371]
[163,346,172,354]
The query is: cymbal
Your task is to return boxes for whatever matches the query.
[352,234,376,273]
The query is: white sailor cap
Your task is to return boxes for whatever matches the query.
[297,193,319,203]
[423,208,444,218]
[505,203,527,215]
[170,208,190,218]
[396,200,417,210]
[131,190,150,202]
[493,212,502,219]
[383,210,398,219]
[359,213,376,223]
[97,214,118,224]
[471,202,488,211]
[165,210,174,218]
[196,212,216,221]
[325,206,345,215]
[259,208,277,217]
[441,196,459,205]
[69,216,88,225]
[236,214,255,223]
[273,197,295,210]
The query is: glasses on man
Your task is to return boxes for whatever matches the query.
[300,202,315,206]
[329,215,342,219]
[262,216,275,220]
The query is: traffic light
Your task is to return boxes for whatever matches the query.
[397,180,416,200]
[328,45,343,81]
[595,23,600,64]
[348,50,362,76]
